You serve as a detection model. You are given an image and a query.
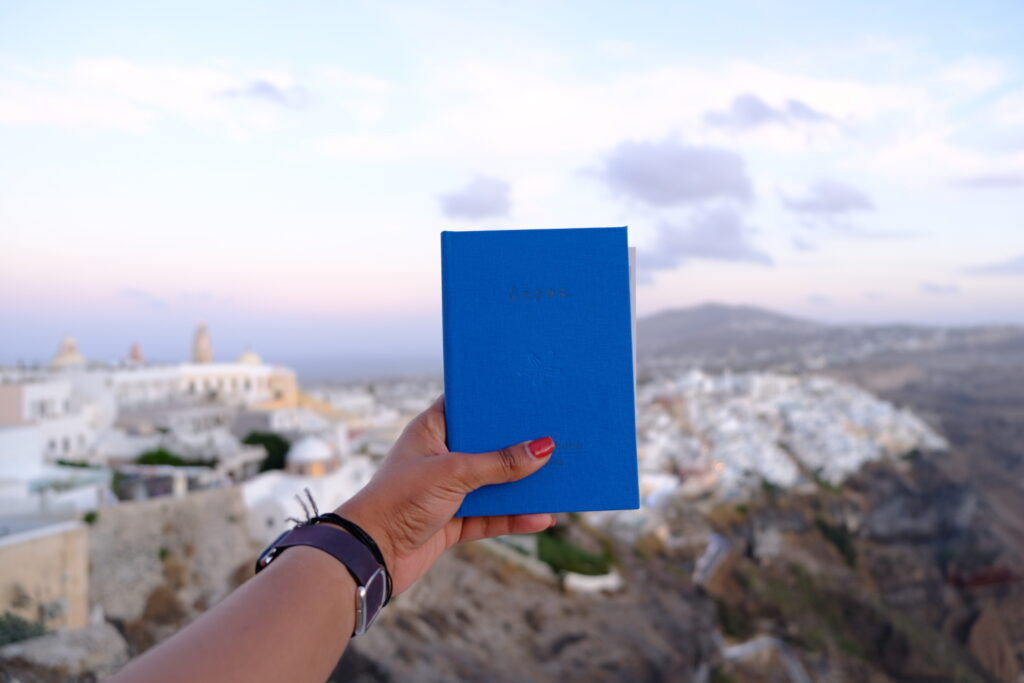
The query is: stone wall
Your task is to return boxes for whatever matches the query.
[0,521,88,631]
[87,486,257,631]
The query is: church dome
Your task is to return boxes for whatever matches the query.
[237,349,262,365]
[51,336,86,369]
[287,436,333,464]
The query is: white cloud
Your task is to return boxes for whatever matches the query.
[0,59,304,136]
[782,180,875,214]
[639,206,772,277]
[596,138,753,207]
[438,175,511,219]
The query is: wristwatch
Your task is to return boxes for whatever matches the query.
[256,524,389,635]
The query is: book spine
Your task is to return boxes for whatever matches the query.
[439,231,457,451]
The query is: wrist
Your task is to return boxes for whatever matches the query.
[268,544,359,635]
[334,498,397,581]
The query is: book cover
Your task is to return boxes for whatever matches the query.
[441,227,639,516]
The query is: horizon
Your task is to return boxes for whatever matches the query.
[7,300,1022,381]
[2,2,1022,365]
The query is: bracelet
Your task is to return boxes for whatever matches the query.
[310,513,393,605]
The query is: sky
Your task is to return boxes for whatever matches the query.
[1,1,1022,373]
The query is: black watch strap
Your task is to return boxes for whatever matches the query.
[257,525,388,635]
[312,513,392,604]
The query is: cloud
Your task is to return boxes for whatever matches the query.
[0,59,305,136]
[639,206,772,276]
[951,172,1024,189]
[438,176,511,219]
[920,282,961,295]
[792,236,818,252]
[220,79,306,107]
[782,179,875,214]
[121,287,167,309]
[704,93,831,130]
[964,254,1024,276]
[597,138,753,207]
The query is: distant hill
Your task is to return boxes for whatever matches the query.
[635,303,1018,371]
[637,303,823,356]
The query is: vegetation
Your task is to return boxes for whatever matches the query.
[810,469,844,493]
[714,597,755,641]
[710,666,739,683]
[537,528,611,576]
[759,477,781,501]
[0,612,47,647]
[55,459,98,468]
[815,517,858,568]
[243,432,291,472]
[136,448,215,468]
[82,510,99,525]
[900,448,923,461]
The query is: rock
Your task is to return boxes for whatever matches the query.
[0,621,129,682]
[968,604,1021,683]
[349,542,719,682]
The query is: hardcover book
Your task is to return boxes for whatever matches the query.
[441,227,639,516]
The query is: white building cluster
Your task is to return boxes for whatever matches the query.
[0,326,362,525]
[635,369,947,503]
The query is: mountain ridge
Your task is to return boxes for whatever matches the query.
[636,302,1022,369]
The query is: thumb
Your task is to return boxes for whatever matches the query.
[442,436,555,494]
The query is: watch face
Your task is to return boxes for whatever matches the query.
[255,530,291,572]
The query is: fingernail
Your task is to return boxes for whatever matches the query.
[527,436,555,458]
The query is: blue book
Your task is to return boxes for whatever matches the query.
[441,227,639,516]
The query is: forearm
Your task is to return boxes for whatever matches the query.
[110,545,355,683]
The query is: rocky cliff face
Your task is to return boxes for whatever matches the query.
[698,451,1023,682]
[340,541,720,682]
[86,486,258,653]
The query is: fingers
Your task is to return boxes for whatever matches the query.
[427,394,445,416]
[440,436,555,494]
[393,395,448,458]
[457,513,556,543]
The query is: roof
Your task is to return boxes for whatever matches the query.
[287,436,333,464]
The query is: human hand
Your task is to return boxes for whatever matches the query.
[336,395,555,595]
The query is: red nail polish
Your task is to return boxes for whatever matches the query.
[528,436,555,458]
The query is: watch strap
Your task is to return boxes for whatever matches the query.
[275,525,381,584]
[310,513,392,604]
[264,524,389,635]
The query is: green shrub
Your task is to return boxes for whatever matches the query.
[243,432,291,472]
[815,517,857,567]
[137,448,186,466]
[0,612,46,647]
[136,448,214,468]
[55,459,97,468]
[537,530,611,576]
[82,510,99,525]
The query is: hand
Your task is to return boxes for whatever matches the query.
[336,395,555,595]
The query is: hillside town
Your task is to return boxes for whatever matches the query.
[0,325,950,677]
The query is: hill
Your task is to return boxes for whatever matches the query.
[636,303,1016,371]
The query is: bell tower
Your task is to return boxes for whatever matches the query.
[192,323,213,363]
